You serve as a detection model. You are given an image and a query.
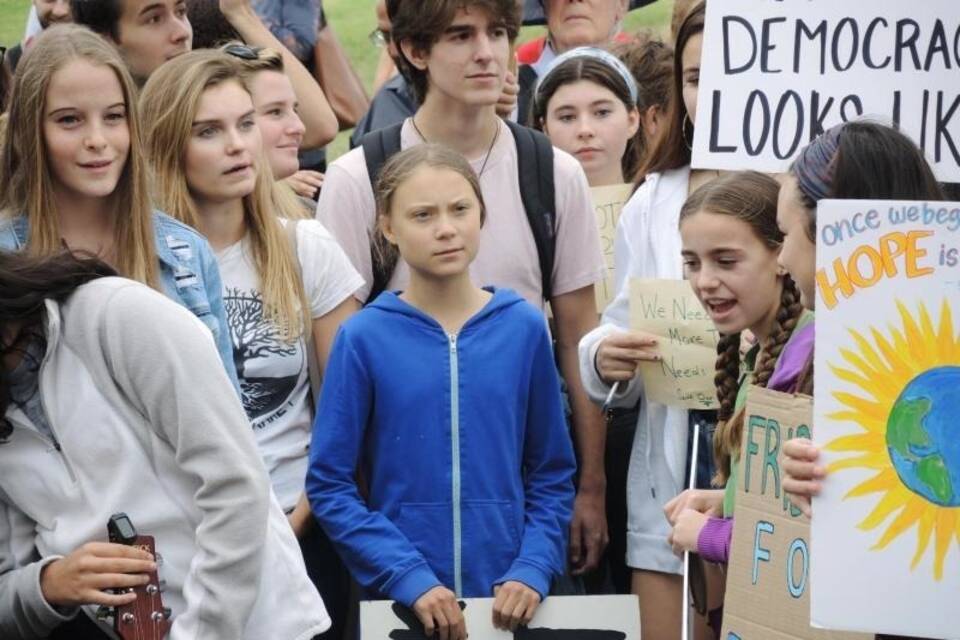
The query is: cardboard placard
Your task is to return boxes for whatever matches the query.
[693,1,960,182]
[591,183,633,313]
[722,386,868,640]
[628,278,719,409]
[811,199,960,638]
[360,595,639,639]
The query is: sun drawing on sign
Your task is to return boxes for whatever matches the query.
[825,299,960,581]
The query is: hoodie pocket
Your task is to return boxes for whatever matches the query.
[396,502,454,583]
[461,500,522,593]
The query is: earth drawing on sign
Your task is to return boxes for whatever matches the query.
[886,367,960,507]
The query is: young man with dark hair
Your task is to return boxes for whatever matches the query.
[70,0,337,147]
[317,0,610,618]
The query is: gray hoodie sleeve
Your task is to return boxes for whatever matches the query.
[0,498,77,639]
[97,283,271,640]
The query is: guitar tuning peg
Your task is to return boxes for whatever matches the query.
[162,607,172,620]
[154,552,164,566]
[95,606,113,621]
[158,578,167,592]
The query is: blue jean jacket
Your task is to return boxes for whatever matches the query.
[0,212,240,393]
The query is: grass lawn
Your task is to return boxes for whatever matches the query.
[1,0,672,159]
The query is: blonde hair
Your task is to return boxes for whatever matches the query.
[222,44,311,221]
[139,49,307,340]
[0,24,159,288]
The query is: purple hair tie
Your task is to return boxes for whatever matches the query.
[792,124,844,203]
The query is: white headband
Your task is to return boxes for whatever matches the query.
[535,46,639,105]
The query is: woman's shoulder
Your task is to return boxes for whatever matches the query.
[152,211,209,247]
[151,211,217,266]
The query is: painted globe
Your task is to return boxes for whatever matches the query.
[886,366,960,507]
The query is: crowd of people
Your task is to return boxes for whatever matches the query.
[0,0,952,639]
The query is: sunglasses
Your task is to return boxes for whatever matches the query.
[368,28,392,48]
[223,43,263,61]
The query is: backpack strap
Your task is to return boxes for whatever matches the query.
[504,119,556,302]
[282,219,322,407]
[361,122,404,305]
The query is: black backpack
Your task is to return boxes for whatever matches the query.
[360,119,556,304]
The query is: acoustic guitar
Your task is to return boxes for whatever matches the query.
[99,513,171,640]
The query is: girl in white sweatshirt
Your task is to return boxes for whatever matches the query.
[0,251,328,640]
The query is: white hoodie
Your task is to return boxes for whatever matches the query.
[0,277,329,639]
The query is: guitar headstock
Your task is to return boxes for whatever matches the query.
[105,513,171,640]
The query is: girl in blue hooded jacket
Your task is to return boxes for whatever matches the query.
[307,144,576,640]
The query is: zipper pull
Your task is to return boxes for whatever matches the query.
[448,334,457,352]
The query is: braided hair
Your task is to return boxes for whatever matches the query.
[712,276,805,484]
[678,170,806,485]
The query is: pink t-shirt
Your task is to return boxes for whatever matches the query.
[316,118,606,310]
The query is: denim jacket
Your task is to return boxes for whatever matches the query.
[0,211,240,392]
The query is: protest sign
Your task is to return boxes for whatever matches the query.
[811,199,960,638]
[629,278,718,410]
[591,183,633,312]
[694,1,960,181]
[722,386,868,640]
[360,595,639,639]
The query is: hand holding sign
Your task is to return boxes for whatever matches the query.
[595,332,661,383]
[409,587,467,640]
[492,581,541,631]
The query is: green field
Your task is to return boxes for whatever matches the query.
[2,0,672,157]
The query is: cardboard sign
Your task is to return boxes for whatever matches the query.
[360,595,639,639]
[722,386,868,640]
[628,278,719,410]
[591,183,633,313]
[694,1,960,181]
[811,199,960,638]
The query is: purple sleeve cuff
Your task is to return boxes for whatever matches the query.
[697,517,733,564]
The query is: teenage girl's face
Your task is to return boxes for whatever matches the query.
[681,32,702,124]
[681,211,784,341]
[44,60,130,205]
[249,70,304,180]
[184,81,261,206]
[777,174,818,309]
[404,7,510,107]
[381,166,483,281]
[542,79,639,186]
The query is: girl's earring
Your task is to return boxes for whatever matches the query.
[682,113,694,151]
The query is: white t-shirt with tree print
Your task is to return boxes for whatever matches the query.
[216,218,363,511]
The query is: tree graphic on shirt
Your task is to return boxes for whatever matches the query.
[224,287,299,420]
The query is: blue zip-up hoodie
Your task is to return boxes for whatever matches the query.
[306,288,576,607]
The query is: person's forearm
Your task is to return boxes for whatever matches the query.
[222,3,337,148]
[557,343,606,490]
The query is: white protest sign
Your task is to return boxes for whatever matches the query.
[811,199,960,638]
[361,595,639,639]
[694,1,960,181]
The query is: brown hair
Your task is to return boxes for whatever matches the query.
[387,0,521,104]
[531,53,641,180]
[634,0,704,183]
[679,171,805,484]
[373,143,486,279]
[670,0,702,43]
[0,250,117,439]
[612,32,674,173]
[139,49,308,341]
[0,24,159,289]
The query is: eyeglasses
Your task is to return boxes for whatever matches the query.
[368,28,392,48]
[223,43,263,61]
